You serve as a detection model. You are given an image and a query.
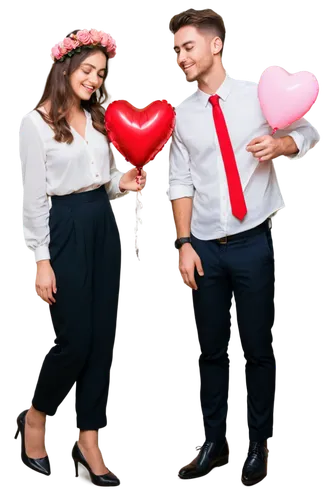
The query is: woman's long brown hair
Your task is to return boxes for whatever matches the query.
[35,29,110,144]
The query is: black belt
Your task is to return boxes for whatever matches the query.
[214,218,272,245]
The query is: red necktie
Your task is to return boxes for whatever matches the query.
[209,94,247,220]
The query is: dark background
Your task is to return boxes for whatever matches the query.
[11,2,328,492]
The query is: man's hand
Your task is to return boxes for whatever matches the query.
[179,243,204,290]
[246,135,285,162]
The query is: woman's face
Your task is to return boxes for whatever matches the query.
[69,51,107,101]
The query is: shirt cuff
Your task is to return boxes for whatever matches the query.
[285,130,305,159]
[35,245,50,263]
[168,184,194,200]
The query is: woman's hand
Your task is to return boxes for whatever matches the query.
[119,168,147,192]
[36,260,57,305]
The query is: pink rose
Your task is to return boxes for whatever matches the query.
[59,44,67,56]
[100,32,109,47]
[107,35,115,47]
[90,29,101,44]
[67,33,80,49]
[77,29,93,45]
[63,37,75,51]
[106,35,116,54]
[108,49,116,58]
[50,42,62,59]
[107,44,116,57]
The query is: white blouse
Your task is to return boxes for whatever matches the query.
[19,107,128,263]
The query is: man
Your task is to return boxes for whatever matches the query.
[168,8,319,486]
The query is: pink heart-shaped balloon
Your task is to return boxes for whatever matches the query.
[258,66,319,131]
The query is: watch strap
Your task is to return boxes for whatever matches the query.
[175,236,191,249]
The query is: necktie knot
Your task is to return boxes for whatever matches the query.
[209,94,220,107]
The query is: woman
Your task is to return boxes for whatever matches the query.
[16,28,146,486]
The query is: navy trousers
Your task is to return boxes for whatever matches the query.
[191,220,275,442]
[32,185,121,430]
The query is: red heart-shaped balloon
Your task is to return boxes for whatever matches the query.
[105,100,176,169]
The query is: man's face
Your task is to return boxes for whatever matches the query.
[173,25,216,82]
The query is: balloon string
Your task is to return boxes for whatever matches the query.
[134,168,143,260]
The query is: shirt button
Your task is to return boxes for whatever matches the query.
[95,173,99,177]
[91,161,94,164]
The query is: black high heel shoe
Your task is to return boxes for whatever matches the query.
[15,409,51,476]
[72,441,120,486]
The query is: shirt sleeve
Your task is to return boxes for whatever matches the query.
[19,114,50,262]
[167,119,194,200]
[274,117,320,160]
[104,146,129,200]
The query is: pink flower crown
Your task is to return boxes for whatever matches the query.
[51,29,116,62]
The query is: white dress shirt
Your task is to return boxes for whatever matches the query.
[19,108,128,262]
[168,74,320,240]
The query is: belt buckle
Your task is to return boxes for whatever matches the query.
[217,236,228,245]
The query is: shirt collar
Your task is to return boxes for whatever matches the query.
[196,73,233,107]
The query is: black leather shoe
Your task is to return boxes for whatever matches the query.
[72,441,120,486]
[241,440,268,486]
[15,409,50,476]
[178,438,229,479]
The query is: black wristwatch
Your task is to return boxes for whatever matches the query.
[175,236,192,249]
